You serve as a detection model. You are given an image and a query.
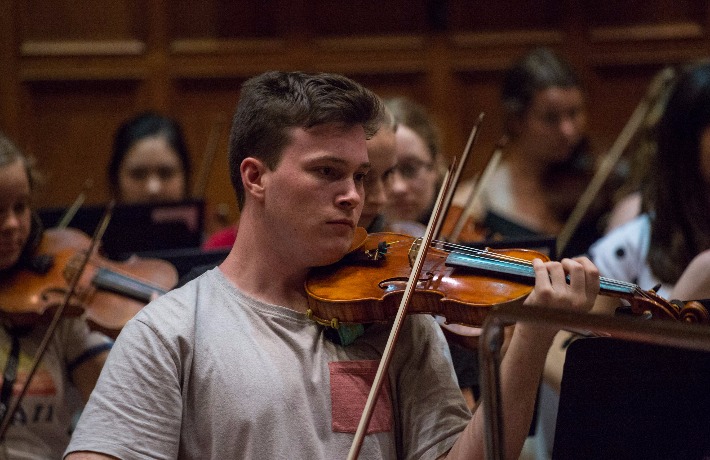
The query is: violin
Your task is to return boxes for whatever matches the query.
[439,205,489,242]
[441,135,506,243]
[0,227,178,338]
[306,231,694,329]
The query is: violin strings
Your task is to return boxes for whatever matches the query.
[406,237,641,293]
[385,237,662,308]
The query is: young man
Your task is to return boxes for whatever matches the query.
[65,71,599,460]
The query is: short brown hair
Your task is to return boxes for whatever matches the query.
[228,71,385,209]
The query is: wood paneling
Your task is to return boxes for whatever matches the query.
[19,0,146,41]
[3,0,710,237]
[22,80,142,207]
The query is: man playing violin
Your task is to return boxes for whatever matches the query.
[0,132,112,459]
[66,71,599,460]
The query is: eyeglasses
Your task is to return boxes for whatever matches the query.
[394,159,434,179]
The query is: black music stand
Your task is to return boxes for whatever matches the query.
[38,199,205,259]
[552,336,710,460]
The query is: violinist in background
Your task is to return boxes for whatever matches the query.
[588,61,710,308]
[454,47,615,258]
[108,112,192,204]
[0,132,111,459]
[382,97,482,407]
[540,62,710,458]
[357,105,397,233]
[382,97,442,236]
[65,70,599,460]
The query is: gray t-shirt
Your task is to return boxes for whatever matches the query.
[66,268,470,459]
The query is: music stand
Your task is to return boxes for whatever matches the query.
[38,199,205,260]
[552,336,710,459]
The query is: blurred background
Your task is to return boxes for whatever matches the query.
[1,0,707,237]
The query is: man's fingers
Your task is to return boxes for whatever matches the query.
[573,256,601,302]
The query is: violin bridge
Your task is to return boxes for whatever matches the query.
[408,238,422,267]
[365,241,393,261]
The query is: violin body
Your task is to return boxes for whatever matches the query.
[306,231,698,331]
[306,232,544,328]
[0,227,178,336]
[0,228,89,325]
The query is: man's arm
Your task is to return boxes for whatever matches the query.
[443,257,599,460]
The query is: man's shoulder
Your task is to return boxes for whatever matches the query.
[127,269,223,338]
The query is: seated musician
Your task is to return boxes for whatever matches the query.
[453,47,616,259]
[541,62,710,457]
[382,97,442,237]
[65,71,599,460]
[108,112,191,205]
[0,132,111,459]
[588,61,710,316]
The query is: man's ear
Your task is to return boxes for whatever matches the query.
[241,157,269,202]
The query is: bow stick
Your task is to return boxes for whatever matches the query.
[433,113,484,241]
[0,201,114,440]
[555,67,676,257]
[347,114,486,458]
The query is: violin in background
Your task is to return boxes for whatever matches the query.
[0,227,177,338]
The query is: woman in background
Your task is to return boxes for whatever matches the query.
[384,97,481,407]
[0,132,111,459]
[454,47,615,258]
[108,112,191,204]
[541,62,710,459]
[383,97,442,235]
[589,61,710,307]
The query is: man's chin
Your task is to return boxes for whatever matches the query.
[313,239,353,267]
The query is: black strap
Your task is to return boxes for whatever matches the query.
[0,334,21,423]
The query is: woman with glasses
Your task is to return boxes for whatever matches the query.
[383,97,482,409]
[383,97,442,236]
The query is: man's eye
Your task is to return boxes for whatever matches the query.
[354,172,367,183]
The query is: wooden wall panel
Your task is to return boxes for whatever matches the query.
[22,80,142,207]
[171,0,285,39]
[451,70,508,177]
[586,64,673,154]
[448,0,563,31]
[170,78,245,235]
[583,0,704,27]
[3,0,710,239]
[19,0,146,41]
[309,1,429,36]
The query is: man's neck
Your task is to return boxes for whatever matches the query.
[219,219,311,313]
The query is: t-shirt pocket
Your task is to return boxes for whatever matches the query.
[328,360,393,434]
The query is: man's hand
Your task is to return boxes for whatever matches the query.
[523,257,599,314]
